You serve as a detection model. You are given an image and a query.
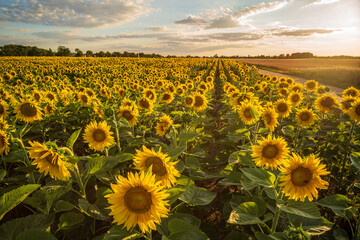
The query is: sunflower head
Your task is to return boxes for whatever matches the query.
[106,171,169,233]
[138,97,153,112]
[134,146,180,188]
[15,100,43,123]
[305,80,318,91]
[296,108,316,126]
[160,114,173,129]
[288,92,303,106]
[237,101,260,125]
[315,95,338,113]
[160,92,174,104]
[118,105,139,127]
[0,100,9,119]
[347,99,360,123]
[156,123,167,136]
[262,108,278,132]
[193,93,208,112]
[252,135,289,169]
[27,141,71,180]
[279,153,329,201]
[342,86,359,98]
[274,99,291,118]
[143,89,156,101]
[185,96,194,107]
[0,117,9,131]
[340,96,356,113]
[84,121,115,151]
[78,93,91,107]
[0,130,10,156]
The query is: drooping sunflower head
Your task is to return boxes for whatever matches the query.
[160,114,173,129]
[296,108,316,126]
[118,88,126,98]
[134,146,180,188]
[340,96,356,113]
[0,130,10,156]
[262,108,279,132]
[121,98,133,107]
[184,96,194,107]
[45,91,57,102]
[138,97,153,112]
[14,100,43,123]
[305,80,318,91]
[106,171,169,233]
[252,134,289,170]
[160,92,174,104]
[83,121,115,152]
[27,141,71,180]
[0,100,9,119]
[279,153,329,201]
[315,94,338,113]
[118,105,139,127]
[143,89,156,102]
[316,86,327,95]
[274,99,291,118]
[32,90,42,103]
[347,99,360,123]
[342,86,359,98]
[44,102,56,115]
[288,91,303,106]
[193,93,208,112]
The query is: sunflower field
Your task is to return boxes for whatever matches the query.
[0,57,359,240]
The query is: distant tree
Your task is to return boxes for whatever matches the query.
[278,54,285,59]
[85,50,93,57]
[47,48,55,56]
[111,51,121,57]
[56,46,71,56]
[97,51,105,57]
[75,48,84,57]
[105,51,111,57]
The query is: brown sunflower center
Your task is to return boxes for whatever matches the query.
[307,82,316,89]
[355,105,360,116]
[320,97,334,108]
[300,112,310,121]
[291,94,300,102]
[81,95,88,103]
[162,94,171,101]
[20,103,38,117]
[277,103,288,113]
[122,110,134,121]
[265,114,272,124]
[194,96,204,107]
[146,91,154,100]
[185,97,193,105]
[46,93,55,100]
[291,166,313,186]
[262,144,279,159]
[145,157,167,176]
[124,186,152,214]
[34,93,41,101]
[244,108,252,118]
[0,104,4,114]
[92,129,106,142]
[347,90,356,97]
[139,99,150,109]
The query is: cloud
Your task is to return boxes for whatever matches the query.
[2,27,33,32]
[272,28,339,36]
[147,26,169,32]
[0,0,150,28]
[174,1,289,29]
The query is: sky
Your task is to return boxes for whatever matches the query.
[0,0,359,56]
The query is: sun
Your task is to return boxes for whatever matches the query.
[106,171,169,233]
[279,153,329,201]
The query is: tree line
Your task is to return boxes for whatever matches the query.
[0,45,163,58]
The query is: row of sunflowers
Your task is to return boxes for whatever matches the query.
[0,57,359,240]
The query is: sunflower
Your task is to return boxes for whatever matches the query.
[184,96,194,107]
[274,99,291,118]
[143,89,156,102]
[14,100,43,123]
[279,153,329,201]
[304,80,318,91]
[0,130,10,156]
[316,86,326,95]
[315,95,338,113]
[0,117,9,131]
[106,171,169,233]
[44,103,55,115]
[296,108,316,126]
[252,135,289,170]
[291,83,303,93]
[237,101,260,125]
[122,98,133,107]
[160,92,174,104]
[44,91,57,102]
[160,114,173,129]
[134,146,180,188]
[0,100,9,118]
[27,141,71,180]
[118,88,126,98]
[138,98,153,112]
[118,105,139,127]
[78,93,92,107]
[340,96,356,113]
[156,123,167,136]
[193,93,208,112]
[288,92,303,106]
[278,88,288,97]
[84,121,115,152]
[347,99,360,123]
[32,90,42,102]
[342,86,359,98]
[262,108,278,132]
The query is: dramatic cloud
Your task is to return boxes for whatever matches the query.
[0,0,149,28]
[272,28,338,36]
[233,1,289,19]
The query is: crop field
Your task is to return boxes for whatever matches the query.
[237,58,360,89]
[0,57,359,240]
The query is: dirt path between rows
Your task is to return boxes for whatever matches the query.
[258,69,344,100]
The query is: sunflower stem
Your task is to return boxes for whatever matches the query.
[271,191,284,233]
[74,163,86,198]
[60,147,74,156]
[14,138,36,184]
[104,148,109,157]
[146,230,152,240]
[113,114,122,153]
